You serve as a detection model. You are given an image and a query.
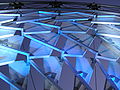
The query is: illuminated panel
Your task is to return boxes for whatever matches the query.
[97,33,120,38]
[0,34,14,39]
[0,26,23,31]
[91,21,120,25]
[0,8,120,90]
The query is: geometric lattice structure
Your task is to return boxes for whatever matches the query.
[0,1,120,90]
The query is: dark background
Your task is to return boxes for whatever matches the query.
[1,0,120,6]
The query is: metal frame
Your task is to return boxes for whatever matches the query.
[0,1,120,90]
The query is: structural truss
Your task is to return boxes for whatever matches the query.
[0,1,120,90]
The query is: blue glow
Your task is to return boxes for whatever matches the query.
[80,73,84,77]
[9,61,30,77]
[91,21,120,25]
[55,18,89,22]
[0,72,20,90]
[0,60,14,66]
[97,33,120,38]
[78,72,88,78]
[96,18,114,21]
[0,26,23,31]
[61,30,86,34]
[24,31,51,35]
[0,14,20,16]
[0,34,14,39]
[111,77,116,81]
[97,15,117,18]
[38,11,58,15]
[63,54,83,57]
[0,19,13,24]
[61,12,94,16]
[29,55,50,59]
[0,10,120,90]
[109,75,120,85]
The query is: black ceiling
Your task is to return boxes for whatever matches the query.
[1,0,120,6]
